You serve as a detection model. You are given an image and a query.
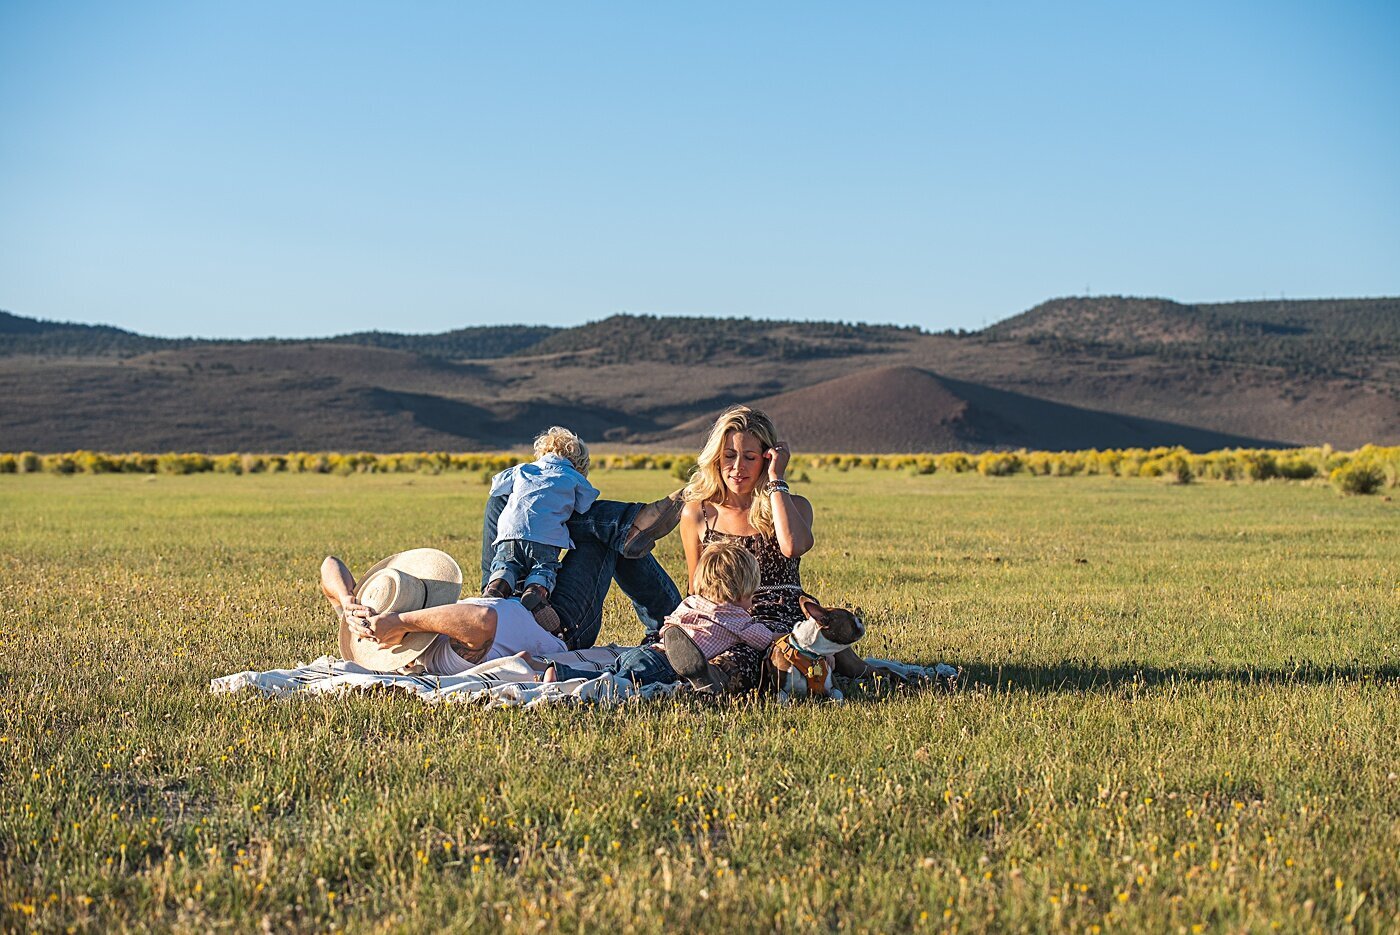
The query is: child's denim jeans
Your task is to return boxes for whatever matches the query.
[489,539,562,591]
[550,645,678,686]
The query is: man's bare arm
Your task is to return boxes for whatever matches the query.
[320,556,356,608]
[348,601,499,660]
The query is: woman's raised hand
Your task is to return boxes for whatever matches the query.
[765,441,791,482]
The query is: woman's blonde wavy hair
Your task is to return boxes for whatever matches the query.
[683,405,779,537]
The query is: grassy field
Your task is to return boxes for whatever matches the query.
[2,470,1398,933]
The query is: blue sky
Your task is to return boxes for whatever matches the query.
[1,1,1396,338]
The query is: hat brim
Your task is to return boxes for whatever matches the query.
[338,622,439,672]
[338,548,463,672]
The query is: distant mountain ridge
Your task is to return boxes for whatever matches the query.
[511,315,920,363]
[322,324,559,359]
[1,297,1395,451]
[0,309,199,355]
[6,298,1396,374]
[988,296,1400,342]
[986,296,1399,379]
[0,310,921,363]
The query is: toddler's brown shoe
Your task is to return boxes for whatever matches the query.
[520,583,549,611]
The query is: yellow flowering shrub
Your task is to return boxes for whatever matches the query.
[2,445,1394,492]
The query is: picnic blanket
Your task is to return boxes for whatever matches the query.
[210,646,959,707]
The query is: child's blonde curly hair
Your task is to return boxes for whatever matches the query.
[534,426,590,476]
[691,540,760,605]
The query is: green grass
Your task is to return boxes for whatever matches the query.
[2,471,1398,932]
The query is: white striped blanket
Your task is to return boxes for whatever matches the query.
[210,647,959,708]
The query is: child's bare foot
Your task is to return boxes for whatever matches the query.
[513,651,559,683]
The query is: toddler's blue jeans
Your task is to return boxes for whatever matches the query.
[550,645,679,686]
[488,539,562,592]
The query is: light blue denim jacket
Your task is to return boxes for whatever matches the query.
[489,454,599,549]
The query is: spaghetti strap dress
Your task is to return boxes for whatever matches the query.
[702,514,806,692]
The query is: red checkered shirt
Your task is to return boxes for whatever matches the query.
[661,595,777,660]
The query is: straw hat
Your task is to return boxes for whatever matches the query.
[337,548,463,672]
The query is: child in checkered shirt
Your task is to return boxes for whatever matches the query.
[539,540,774,687]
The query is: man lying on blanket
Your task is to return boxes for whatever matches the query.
[324,549,568,675]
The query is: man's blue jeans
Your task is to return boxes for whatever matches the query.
[480,494,681,650]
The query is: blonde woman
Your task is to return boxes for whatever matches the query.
[677,405,876,692]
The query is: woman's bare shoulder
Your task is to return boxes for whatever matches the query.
[681,499,709,522]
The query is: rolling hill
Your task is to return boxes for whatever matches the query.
[653,366,1283,452]
[1,297,1395,452]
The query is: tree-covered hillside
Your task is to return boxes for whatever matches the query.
[4,297,1396,379]
[0,311,198,356]
[515,313,921,363]
[324,325,558,359]
[0,310,919,362]
[983,296,1399,379]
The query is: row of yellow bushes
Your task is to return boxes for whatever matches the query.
[0,450,532,477]
[1,445,1396,493]
[811,445,1398,486]
[800,446,1396,494]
